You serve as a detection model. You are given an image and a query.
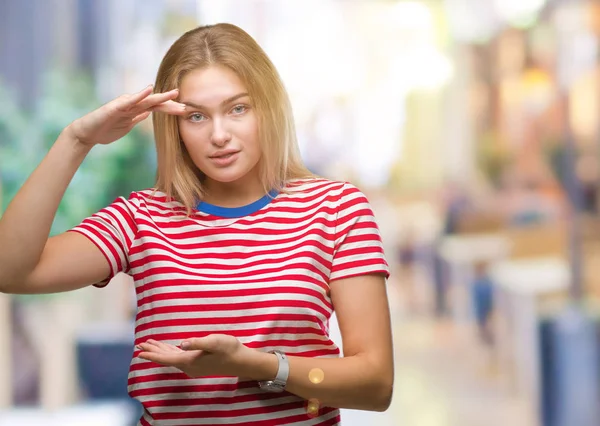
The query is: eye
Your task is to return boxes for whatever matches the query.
[188,113,206,122]
[231,104,248,115]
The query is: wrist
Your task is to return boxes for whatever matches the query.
[236,347,278,381]
[63,122,94,152]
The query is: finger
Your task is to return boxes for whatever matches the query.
[138,340,173,353]
[181,335,221,352]
[121,85,154,108]
[152,100,187,116]
[131,111,151,126]
[138,351,181,365]
[144,339,167,351]
[149,339,182,353]
[134,89,180,113]
[137,342,160,353]
[139,349,199,366]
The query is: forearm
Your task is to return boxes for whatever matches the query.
[244,351,393,412]
[0,126,91,286]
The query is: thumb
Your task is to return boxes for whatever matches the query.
[180,335,222,352]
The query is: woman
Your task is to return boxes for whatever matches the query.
[0,23,393,425]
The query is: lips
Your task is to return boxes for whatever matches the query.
[209,150,240,159]
[208,150,240,167]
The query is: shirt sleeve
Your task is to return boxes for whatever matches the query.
[330,183,390,282]
[68,193,140,287]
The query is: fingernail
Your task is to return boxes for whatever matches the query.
[181,342,190,350]
[135,345,142,350]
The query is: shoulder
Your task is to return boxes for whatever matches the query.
[114,188,187,216]
[283,177,364,200]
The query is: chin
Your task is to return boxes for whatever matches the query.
[204,169,250,184]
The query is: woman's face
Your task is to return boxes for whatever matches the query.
[177,65,261,192]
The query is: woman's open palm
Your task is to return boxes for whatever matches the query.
[70,85,186,147]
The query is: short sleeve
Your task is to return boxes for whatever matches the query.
[68,193,140,287]
[330,184,390,282]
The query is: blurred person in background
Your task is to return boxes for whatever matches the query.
[396,228,422,315]
[0,23,393,425]
[430,181,472,318]
[470,261,495,347]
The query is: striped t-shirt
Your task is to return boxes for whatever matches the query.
[71,178,389,426]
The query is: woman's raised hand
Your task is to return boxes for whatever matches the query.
[68,85,187,147]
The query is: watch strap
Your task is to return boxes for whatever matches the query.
[258,350,289,391]
[272,350,289,385]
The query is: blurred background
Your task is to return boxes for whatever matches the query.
[2,0,600,425]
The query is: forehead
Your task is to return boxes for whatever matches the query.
[179,66,247,104]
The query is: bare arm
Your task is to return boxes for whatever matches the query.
[0,86,185,294]
[254,274,394,411]
[5,232,112,294]
[0,130,98,292]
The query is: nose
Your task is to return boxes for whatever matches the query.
[210,117,232,147]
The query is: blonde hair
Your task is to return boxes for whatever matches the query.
[153,23,313,213]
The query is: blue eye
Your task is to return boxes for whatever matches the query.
[231,105,247,114]
[188,113,206,122]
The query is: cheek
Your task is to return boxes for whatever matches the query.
[243,123,261,151]
[178,121,197,141]
[178,123,207,150]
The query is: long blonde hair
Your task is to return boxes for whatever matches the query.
[153,23,312,213]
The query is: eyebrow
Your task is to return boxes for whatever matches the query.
[179,92,250,110]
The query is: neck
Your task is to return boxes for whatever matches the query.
[202,178,266,208]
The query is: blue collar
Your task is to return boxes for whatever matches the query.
[196,189,279,218]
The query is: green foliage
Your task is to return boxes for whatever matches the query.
[0,69,157,236]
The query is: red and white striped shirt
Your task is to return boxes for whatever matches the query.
[71,178,389,426]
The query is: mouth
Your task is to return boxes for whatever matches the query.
[209,150,240,159]
[208,150,241,167]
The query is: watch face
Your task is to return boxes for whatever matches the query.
[259,381,285,393]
